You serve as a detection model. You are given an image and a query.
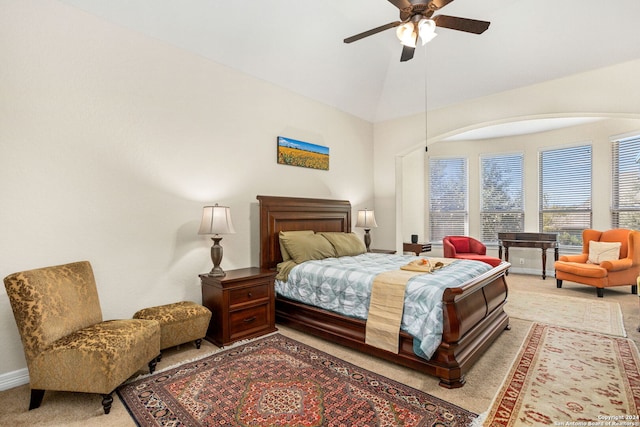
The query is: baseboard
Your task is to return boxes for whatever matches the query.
[509,267,534,275]
[0,368,29,391]
[508,266,556,278]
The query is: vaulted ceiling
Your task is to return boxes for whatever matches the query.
[59,0,640,125]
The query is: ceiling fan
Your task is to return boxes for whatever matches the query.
[344,0,490,62]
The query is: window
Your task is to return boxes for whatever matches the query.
[539,144,592,246]
[429,157,467,242]
[480,153,524,242]
[612,135,640,229]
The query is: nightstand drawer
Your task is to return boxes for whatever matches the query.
[229,283,269,306]
[229,304,269,338]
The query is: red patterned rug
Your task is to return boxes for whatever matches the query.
[117,333,476,426]
[483,323,640,426]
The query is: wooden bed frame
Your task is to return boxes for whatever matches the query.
[257,195,510,388]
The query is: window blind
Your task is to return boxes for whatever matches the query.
[480,153,524,242]
[429,157,467,242]
[612,135,640,229]
[539,144,592,246]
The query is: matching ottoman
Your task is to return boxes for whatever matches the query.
[133,301,212,353]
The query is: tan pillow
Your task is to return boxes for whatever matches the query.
[319,232,366,257]
[279,230,314,261]
[280,233,337,264]
[588,241,621,264]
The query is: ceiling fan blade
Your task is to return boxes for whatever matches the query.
[400,45,415,62]
[434,15,490,34]
[344,21,401,43]
[387,0,412,11]
[429,0,454,10]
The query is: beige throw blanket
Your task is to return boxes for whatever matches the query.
[365,257,457,353]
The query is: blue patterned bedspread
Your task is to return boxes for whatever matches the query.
[275,253,493,359]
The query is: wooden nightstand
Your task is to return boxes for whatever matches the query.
[200,267,277,347]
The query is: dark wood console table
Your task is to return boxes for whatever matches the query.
[498,232,558,280]
[403,242,432,255]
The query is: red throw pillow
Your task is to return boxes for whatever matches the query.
[449,237,470,253]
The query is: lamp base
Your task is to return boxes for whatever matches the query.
[208,266,226,277]
[209,236,226,277]
[364,229,372,252]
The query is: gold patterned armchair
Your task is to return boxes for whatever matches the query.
[4,261,161,414]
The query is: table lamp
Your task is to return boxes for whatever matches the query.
[356,209,378,252]
[198,204,235,276]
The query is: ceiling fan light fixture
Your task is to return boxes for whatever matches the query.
[396,22,417,48]
[418,18,437,45]
[344,1,490,63]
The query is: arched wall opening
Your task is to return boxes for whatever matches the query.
[395,113,640,256]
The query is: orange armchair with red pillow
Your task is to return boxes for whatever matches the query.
[554,228,640,298]
[443,235,502,267]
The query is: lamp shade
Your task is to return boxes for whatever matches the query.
[396,22,417,48]
[198,204,236,235]
[356,209,378,229]
[418,18,437,45]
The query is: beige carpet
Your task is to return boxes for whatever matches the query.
[482,323,640,426]
[0,274,639,426]
[505,289,626,336]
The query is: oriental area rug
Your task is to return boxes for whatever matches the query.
[504,290,626,337]
[482,323,640,427]
[117,333,476,426]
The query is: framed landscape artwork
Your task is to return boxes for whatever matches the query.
[277,136,329,170]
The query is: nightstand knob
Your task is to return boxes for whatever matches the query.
[248,292,253,298]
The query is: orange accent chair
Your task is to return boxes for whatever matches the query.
[443,235,502,267]
[554,229,640,297]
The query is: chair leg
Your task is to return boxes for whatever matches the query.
[149,356,159,373]
[556,279,562,288]
[28,389,45,410]
[596,288,604,298]
[632,284,638,295]
[195,338,203,349]
[101,393,113,414]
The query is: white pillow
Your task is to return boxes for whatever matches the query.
[588,241,621,264]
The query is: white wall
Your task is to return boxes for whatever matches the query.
[0,1,374,380]
[374,59,640,252]
[400,148,425,247]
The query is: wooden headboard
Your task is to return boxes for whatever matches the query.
[257,195,352,270]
